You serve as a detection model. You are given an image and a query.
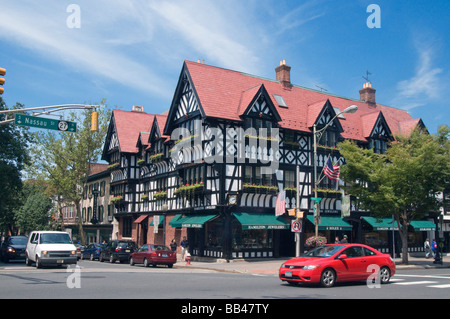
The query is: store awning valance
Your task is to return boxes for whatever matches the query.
[361,216,398,231]
[410,220,436,231]
[169,214,184,228]
[150,216,164,227]
[232,212,290,230]
[307,216,353,231]
[177,214,218,228]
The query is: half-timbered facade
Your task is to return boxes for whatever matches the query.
[103,60,429,259]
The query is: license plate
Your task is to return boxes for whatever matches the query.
[57,259,64,264]
[285,271,292,278]
[20,253,25,257]
[162,254,167,257]
[125,250,130,252]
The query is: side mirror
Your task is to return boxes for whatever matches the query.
[338,254,347,260]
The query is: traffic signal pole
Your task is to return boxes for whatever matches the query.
[0,104,100,128]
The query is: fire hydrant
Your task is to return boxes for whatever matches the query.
[185,253,191,265]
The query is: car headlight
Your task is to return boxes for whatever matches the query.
[7,247,15,253]
[42,251,48,257]
[71,250,76,255]
[303,265,321,270]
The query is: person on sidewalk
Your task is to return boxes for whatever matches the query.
[180,236,189,261]
[424,238,432,259]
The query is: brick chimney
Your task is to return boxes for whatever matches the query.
[132,105,145,112]
[275,59,291,88]
[359,82,376,106]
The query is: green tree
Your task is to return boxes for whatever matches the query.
[27,103,111,244]
[339,127,449,264]
[0,97,31,235]
[14,181,53,233]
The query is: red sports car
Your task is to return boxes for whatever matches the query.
[279,244,395,287]
[130,244,177,268]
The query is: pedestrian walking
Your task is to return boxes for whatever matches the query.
[431,238,437,258]
[424,238,432,259]
[180,236,189,261]
[170,238,177,252]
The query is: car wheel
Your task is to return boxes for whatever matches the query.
[143,258,149,267]
[90,254,95,261]
[35,256,42,269]
[320,268,336,288]
[109,255,115,263]
[99,254,104,262]
[130,257,135,266]
[25,254,32,266]
[379,266,391,284]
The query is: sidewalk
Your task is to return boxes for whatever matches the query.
[175,255,450,275]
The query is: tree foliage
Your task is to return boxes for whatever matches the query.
[27,102,111,244]
[338,126,449,264]
[0,97,32,235]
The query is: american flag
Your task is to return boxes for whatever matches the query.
[323,157,341,181]
[275,190,286,216]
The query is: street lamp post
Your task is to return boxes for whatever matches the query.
[312,105,358,236]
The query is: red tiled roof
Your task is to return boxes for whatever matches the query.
[113,109,154,153]
[184,60,420,142]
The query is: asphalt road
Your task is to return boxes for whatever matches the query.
[1,259,450,302]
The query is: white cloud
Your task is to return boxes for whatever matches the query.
[393,45,443,110]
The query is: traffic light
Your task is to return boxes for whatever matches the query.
[0,67,5,95]
[91,110,98,131]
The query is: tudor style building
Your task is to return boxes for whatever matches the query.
[102,60,431,260]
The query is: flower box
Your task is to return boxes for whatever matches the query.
[153,191,167,200]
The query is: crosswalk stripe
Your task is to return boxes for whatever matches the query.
[427,284,450,289]
[393,280,437,285]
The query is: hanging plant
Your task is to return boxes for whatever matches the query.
[305,236,327,248]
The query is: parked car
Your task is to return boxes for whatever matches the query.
[130,244,177,268]
[99,240,136,263]
[25,231,77,268]
[75,244,83,260]
[81,243,104,261]
[279,243,395,288]
[1,235,28,263]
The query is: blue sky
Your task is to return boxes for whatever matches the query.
[0,0,448,134]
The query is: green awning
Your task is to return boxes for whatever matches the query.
[232,212,290,230]
[410,220,436,231]
[361,216,399,231]
[169,214,184,228]
[179,214,218,228]
[307,215,353,231]
[150,216,164,227]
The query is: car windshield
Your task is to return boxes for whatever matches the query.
[150,245,170,251]
[40,233,72,244]
[304,245,344,258]
[10,237,28,245]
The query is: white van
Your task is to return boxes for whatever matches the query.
[25,231,77,268]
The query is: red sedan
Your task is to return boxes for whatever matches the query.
[129,244,176,268]
[279,244,395,287]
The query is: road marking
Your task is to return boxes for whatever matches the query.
[394,280,437,285]
[427,284,450,289]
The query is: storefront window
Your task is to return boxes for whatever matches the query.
[205,217,223,249]
[231,220,273,250]
[363,231,389,247]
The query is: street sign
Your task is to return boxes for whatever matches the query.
[291,220,302,233]
[310,197,322,203]
[14,113,76,132]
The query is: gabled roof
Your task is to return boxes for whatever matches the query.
[183,60,422,142]
[110,109,154,154]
